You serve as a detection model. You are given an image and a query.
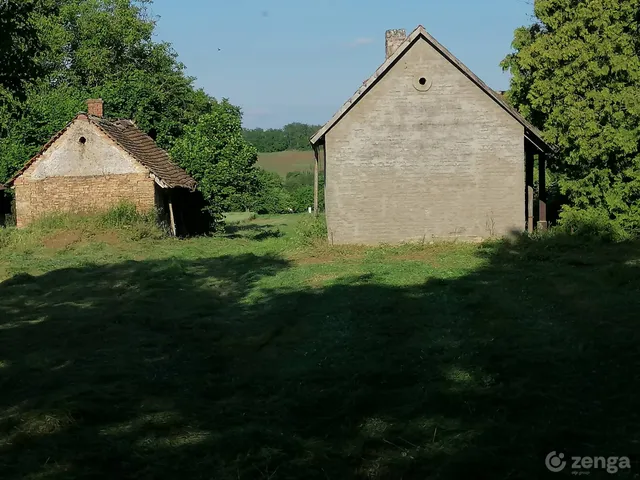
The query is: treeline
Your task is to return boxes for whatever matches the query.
[243,123,321,152]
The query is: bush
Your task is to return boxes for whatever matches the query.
[0,227,11,249]
[285,171,324,213]
[249,169,293,214]
[556,207,630,243]
[290,185,314,213]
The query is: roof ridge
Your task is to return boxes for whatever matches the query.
[310,25,552,153]
[5,114,197,190]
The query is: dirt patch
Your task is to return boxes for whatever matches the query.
[387,251,442,266]
[293,252,365,266]
[90,231,121,246]
[291,245,366,266]
[42,230,83,250]
[294,255,336,265]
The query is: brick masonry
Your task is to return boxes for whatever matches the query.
[14,174,156,228]
[324,37,525,244]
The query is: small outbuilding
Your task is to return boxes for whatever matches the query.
[4,99,205,235]
[310,26,553,244]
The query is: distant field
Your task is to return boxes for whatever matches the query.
[256,150,320,176]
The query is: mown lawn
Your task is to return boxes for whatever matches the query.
[1,214,639,479]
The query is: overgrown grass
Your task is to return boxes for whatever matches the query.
[0,202,165,252]
[294,213,327,245]
[1,215,640,479]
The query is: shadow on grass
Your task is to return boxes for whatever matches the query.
[1,237,640,479]
[223,223,283,241]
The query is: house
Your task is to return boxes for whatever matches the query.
[310,26,553,245]
[4,99,205,235]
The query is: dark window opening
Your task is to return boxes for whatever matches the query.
[419,77,427,86]
[79,136,87,145]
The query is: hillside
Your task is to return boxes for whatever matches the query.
[256,150,320,176]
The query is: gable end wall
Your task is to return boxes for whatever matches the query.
[324,38,525,244]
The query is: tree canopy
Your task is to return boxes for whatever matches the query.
[502,0,640,234]
[170,100,258,225]
[0,0,215,184]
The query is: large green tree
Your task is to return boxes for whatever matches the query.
[170,100,258,226]
[502,0,640,233]
[1,0,214,183]
[0,0,55,99]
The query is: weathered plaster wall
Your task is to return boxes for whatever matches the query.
[324,37,525,245]
[28,120,147,179]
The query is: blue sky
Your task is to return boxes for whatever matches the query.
[151,0,535,129]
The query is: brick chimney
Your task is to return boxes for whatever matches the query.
[385,29,406,59]
[87,99,104,118]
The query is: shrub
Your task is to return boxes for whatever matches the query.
[556,207,630,243]
[290,185,314,213]
[0,227,11,249]
[285,171,324,213]
[244,168,293,214]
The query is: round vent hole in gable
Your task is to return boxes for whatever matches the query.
[413,75,433,92]
[79,137,87,145]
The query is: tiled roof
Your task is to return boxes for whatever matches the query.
[91,116,196,190]
[5,114,197,190]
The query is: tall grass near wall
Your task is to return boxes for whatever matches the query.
[0,201,165,250]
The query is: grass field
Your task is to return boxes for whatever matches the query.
[256,150,318,176]
[1,214,640,479]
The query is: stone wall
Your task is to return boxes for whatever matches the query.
[324,36,525,244]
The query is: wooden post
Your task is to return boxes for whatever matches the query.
[168,192,177,237]
[313,145,319,217]
[538,152,548,230]
[525,148,534,233]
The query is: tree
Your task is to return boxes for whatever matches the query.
[248,169,293,214]
[502,0,640,233]
[0,0,215,184]
[0,0,55,99]
[170,100,258,227]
